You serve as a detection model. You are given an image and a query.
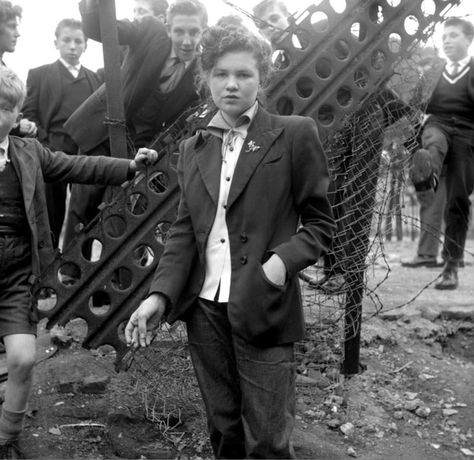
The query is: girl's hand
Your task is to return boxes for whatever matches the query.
[262,254,287,286]
[124,293,167,348]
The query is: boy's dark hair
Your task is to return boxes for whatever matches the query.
[0,0,22,25]
[444,17,474,40]
[252,0,288,20]
[200,24,272,87]
[0,66,26,108]
[167,0,208,27]
[149,0,169,17]
[55,18,85,39]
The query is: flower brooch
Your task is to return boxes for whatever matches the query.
[245,140,260,153]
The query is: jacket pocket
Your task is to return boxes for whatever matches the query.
[232,258,289,343]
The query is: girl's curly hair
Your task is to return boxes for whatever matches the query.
[0,1,21,25]
[200,24,273,88]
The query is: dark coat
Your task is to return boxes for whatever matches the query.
[64,0,200,153]
[8,136,131,282]
[149,107,335,346]
[22,60,102,146]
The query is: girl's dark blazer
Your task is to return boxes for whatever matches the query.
[8,136,132,284]
[149,106,335,346]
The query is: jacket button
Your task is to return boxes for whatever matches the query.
[240,255,248,265]
[240,233,248,243]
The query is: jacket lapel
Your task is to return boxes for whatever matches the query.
[47,61,64,118]
[195,132,222,205]
[9,140,36,214]
[227,107,283,209]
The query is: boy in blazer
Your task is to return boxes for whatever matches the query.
[22,18,102,249]
[125,25,334,458]
[0,67,156,458]
[62,0,208,256]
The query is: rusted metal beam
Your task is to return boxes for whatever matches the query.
[35,0,460,369]
[98,0,127,158]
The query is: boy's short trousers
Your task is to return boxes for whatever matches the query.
[0,234,38,339]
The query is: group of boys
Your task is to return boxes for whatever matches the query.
[0,0,473,457]
[0,0,208,457]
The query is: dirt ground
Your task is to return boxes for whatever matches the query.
[1,238,473,459]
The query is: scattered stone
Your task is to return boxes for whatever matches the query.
[404,400,421,412]
[57,375,80,393]
[326,418,341,429]
[415,406,431,418]
[461,448,474,457]
[49,325,73,348]
[347,446,357,457]
[431,444,441,450]
[388,422,398,433]
[48,427,61,436]
[362,317,397,344]
[340,422,355,437]
[296,374,320,386]
[80,374,110,394]
[393,411,404,420]
[420,305,441,322]
[306,369,331,389]
[443,408,459,417]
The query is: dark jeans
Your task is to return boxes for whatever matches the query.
[186,298,296,459]
[416,173,446,258]
[421,116,474,264]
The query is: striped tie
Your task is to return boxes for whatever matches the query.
[450,61,459,76]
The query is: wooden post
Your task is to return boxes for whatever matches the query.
[98,0,127,159]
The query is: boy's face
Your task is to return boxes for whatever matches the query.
[257,5,289,45]
[55,26,87,66]
[442,24,472,61]
[0,18,20,54]
[134,0,154,20]
[168,14,203,62]
[0,96,21,141]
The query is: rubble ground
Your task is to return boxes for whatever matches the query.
[2,238,472,459]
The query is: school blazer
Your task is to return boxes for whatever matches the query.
[22,60,102,146]
[149,107,335,346]
[64,0,200,153]
[8,136,132,283]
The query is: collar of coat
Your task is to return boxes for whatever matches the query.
[192,105,284,209]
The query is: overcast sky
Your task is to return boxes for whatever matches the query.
[4,0,473,82]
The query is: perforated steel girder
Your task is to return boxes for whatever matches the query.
[35,0,460,366]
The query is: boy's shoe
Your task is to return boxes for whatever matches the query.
[401,255,440,268]
[0,439,24,459]
[434,265,458,290]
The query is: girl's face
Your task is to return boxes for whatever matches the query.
[208,50,260,125]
